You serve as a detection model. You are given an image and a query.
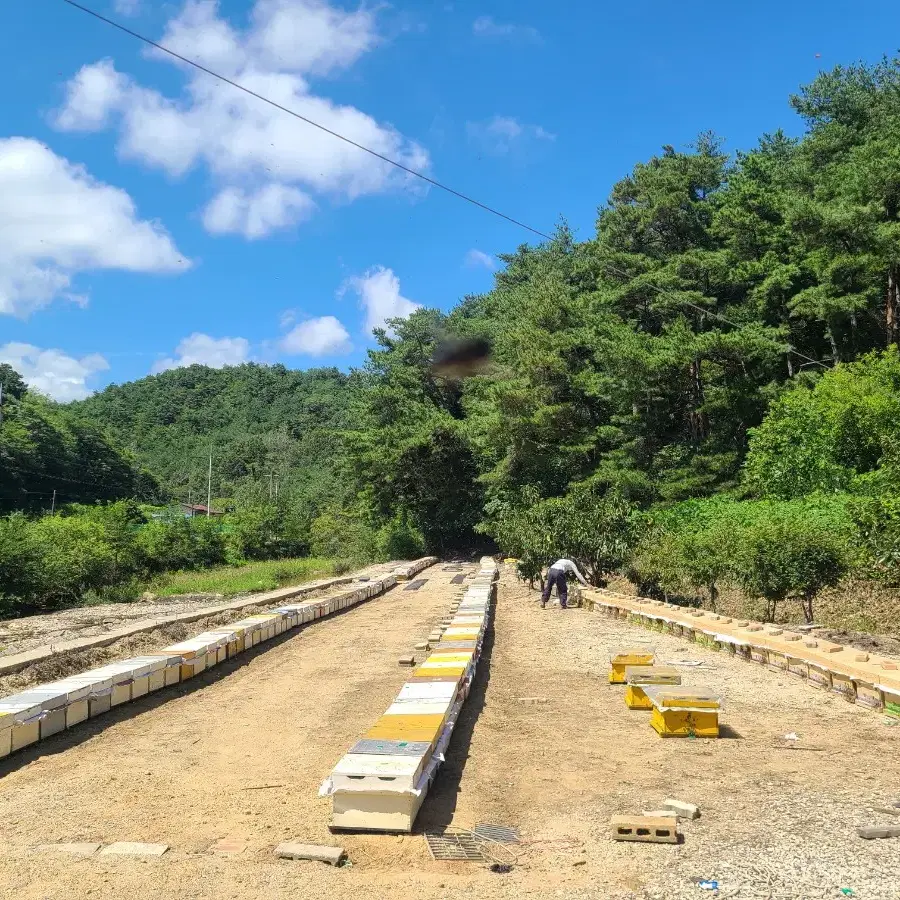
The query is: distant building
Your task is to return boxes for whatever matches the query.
[180,503,224,518]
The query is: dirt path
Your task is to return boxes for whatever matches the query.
[0,569,897,900]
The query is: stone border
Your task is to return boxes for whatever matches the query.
[581,585,900,719]
[321,557,498,833]
[0,558,438,763]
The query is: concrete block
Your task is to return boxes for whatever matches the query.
[40,709,67,740]
[610,815,678,844]
[398,656,416,667]
[857,825,900,840]
[100,842,169,857]
[275,842,345,865]
[662,799,700,820]
[66,699,89,728]
[36,843,101,856]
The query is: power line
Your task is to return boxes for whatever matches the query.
[57,0,552,242]
[56,0,829,372]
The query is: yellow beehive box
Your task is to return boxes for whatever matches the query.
[807,663,833,690]
[415,665,467,678]
[854,680,884,711]
[609,648,655,684]
[365,713,445,744]
[624,666,682,710]
[644,686,722,739]
[831,671,857,702]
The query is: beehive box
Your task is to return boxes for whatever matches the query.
[854,680,884,711]
[609,648,655,684]
[807,663,833,690]
[624,666,681,710]
[831,671,857,702]
[884,688,900,719]
[749,645,769,665]
[644,686,722,739]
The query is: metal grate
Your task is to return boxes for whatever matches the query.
[404,579,428,591]
[474,824,521,844]
[424,832,487,861]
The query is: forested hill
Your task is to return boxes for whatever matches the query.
[0,364,154,514]
[70,363,352,510]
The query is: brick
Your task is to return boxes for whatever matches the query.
[211,838,247,855]
[100,842,169,857]
[662,798,700,820]
[275,842,345,864]
[857,825,900,840]
[398,656,416,667]
[36,843,101,856]
[610,816,678,844]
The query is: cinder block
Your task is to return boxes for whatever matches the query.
[610,815,678,844]
[40,709,67,740]
[662,798,700,820]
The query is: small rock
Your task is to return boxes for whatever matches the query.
[662,799,701,820]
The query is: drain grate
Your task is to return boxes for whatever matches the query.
[424,832,486,861]
[474,824,521,844]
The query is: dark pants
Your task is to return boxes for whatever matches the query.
[542,569,568,607]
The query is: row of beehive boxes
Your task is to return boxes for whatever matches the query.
[392,556,439,582]
[0,576,399,761]
[609,648,723,738]
[589,590,900,719]
[327,557,498,833]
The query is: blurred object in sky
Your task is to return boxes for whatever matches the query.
[431,335,493,379]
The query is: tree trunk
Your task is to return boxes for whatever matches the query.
[687,358,708,442]
[708,581,718,612]
[786,354,794,378]
[887,265,900,347]
[802,592,815,625]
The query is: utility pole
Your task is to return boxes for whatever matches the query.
[0,382,4,427]
[264,473,279,501]
[206,450,212,518]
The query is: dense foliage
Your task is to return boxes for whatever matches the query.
[338,58,900,622]
[0,364,156,514]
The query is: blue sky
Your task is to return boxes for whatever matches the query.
[1,0,898,400]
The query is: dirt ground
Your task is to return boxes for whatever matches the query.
[0,567,897,900]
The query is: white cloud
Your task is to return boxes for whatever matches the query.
[54,0,429,239]
[0,137,189,318]
[466,115,555,156]
[202,184,316,238]
[153,332,250,373]
[280,315,351,355]
[113,0,142,16]
[0,342,109,402]
[343,265,420,334]
[465,249,496,270]
[472,15,540,42]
